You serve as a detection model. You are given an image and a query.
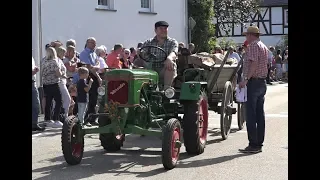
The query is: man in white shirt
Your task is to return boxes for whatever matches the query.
[228,46,241,63]
[32,56,45,131]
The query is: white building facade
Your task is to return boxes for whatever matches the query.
[215,0,288,47]
[32,0,188,86]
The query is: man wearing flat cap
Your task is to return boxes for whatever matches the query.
[138,21,179,89]
[239,26,269,153]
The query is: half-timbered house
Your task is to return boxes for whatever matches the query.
[215,0,288,46]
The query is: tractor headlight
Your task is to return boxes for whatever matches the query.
[97,87,105,96]
[164,87,175,99]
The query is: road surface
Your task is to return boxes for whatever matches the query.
[32,83,288,180]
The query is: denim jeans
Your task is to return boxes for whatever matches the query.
[32,82,40,127]
[246,78,267,148]
[78,103,88,123]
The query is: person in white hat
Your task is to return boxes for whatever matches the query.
[238,26,269,153]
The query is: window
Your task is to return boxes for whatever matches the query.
[96,0,116,11]
[141,0,151,11]
[98,0,108,7]
[284,9,288,26]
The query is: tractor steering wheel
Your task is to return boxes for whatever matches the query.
[138,45,168,63]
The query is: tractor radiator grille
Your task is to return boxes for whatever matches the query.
[107,81,128,104]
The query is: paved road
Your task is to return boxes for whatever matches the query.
[32,83,288,180]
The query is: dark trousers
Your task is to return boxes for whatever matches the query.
[43,83,62,121]
[246,78,267,148]
[85,73,99,122]
[266,67,271,82]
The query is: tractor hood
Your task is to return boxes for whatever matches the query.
[105,69,158,84]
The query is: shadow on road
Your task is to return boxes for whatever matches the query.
[33,148,194,180]
[32,128,62,138]
[206,128,239,145]
[33,127,245,179]
[177,153,252,168]
[33,148,251,180]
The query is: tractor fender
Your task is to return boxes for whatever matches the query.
[179,81,204,100]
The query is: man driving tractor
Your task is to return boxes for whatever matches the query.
[138,21,179,89]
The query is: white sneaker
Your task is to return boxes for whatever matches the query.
[52,121,63,128]
[45,120,55,127]
[45,120,54,124]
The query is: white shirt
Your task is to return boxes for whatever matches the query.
[32,57,36,81]
[57,59,67,85]
[98,57,108,73]
[229,52,241,62]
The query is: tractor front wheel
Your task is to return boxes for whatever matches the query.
[61,116,84,165]
[162,118,182,170]
[183,93,208,155]
[98,116,124,151]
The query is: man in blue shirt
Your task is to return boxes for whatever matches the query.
[79,37,101,126]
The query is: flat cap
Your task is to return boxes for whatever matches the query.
[155,21,169,28]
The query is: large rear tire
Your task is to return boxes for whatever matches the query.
[98,116,124,151]
[162,118,182,170]
[182,93,209,155]
[61,116,84,165]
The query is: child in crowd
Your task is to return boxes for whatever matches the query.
[68,62,86,115]
[77,67,93,124]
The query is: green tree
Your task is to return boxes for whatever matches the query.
[275,35,288,50]
[214,0,261,35]
[218,37,237,49]
[282,35,288,46]
[188,0,216,52]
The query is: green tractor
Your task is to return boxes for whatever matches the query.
[61,45,210,170]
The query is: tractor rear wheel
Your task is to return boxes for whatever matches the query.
[182,93,208,155]
[162,118,182,170]
[61,115,84,165]
[98,116,124,151]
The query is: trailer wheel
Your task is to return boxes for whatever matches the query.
[61,116,84,165]
[162,118,182,170]
[98,116,124,151]
[220,81,233,140]
[183,92,208,155]
[237,103,246,130]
